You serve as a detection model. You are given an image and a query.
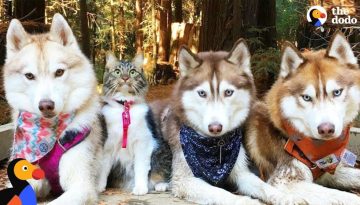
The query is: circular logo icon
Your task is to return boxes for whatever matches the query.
[307,6,327,27]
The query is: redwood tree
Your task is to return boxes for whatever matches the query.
[14,0,45,23]
[158,0,172,62]
[135,0,143,53]
[79,0,91,58]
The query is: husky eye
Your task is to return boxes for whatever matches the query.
[24,73,35,80]
[333,89,343,97]
[224,89,234,97]
[22,166,28,171]
[55,69,65,77]
[301,94,312,102]
[197,90,207,98]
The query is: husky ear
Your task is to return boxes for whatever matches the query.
[280,42,304,78]
[326,31,357,65]
[50,13,78,48]
[105,51,118,70]
[132,53,144,71]
[178,46,201,76]
[226,39,252,76]
[6,19,30,59]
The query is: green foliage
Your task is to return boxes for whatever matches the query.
[276,0,307,41]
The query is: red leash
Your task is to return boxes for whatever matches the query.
[122,101,133,148]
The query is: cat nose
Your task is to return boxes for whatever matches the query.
[38,99,55,112]
[208,122,223,134]
[122,75,130,82]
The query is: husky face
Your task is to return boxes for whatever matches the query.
[278,33,360,140]
[177,40,255,137]
[4,14,96,118]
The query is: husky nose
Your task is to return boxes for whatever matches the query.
[38,100,55,112]
[208,122,223,134]
[317,123,335,135]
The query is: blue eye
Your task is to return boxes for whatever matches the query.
[301,95,312,102]
[333,89,343,97]
[197,90,207,98]
[224,89,234,97]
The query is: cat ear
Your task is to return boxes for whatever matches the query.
[133,53,144,70]
[105,51,118,70]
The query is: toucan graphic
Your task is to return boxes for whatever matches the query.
[0,159,45,205]
[309,9,326,27]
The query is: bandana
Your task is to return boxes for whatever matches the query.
[11,111,75,163]
[180,125,242,185]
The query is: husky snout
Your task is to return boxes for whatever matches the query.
[317,122,335,137]
[208,122,223,134]
[38,99,55,118]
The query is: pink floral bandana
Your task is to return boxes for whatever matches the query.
[11,111,75,163]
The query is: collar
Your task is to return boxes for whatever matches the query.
[11,111,75,163]
[115,99,134,106]
[282,120,352,179]
[180,125,242,185]
[114,99,134,148]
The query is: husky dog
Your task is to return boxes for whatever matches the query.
[98,52,171,195]
[151,40,305,205]
[246,31,360,204]
[3,14,102,204]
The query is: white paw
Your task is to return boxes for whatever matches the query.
[154,182,169,192]
[275,195,308,205]
[132,185,149,195]
[235,196,264,205]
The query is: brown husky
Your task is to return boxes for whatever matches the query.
[151,40,306,205]
[246,32,360,204]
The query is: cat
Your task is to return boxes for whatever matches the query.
[98,52,172,195]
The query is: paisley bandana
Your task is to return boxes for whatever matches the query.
[11,111,75,163]
[180,125,242,185]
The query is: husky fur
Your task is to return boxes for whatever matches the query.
[3,14,102,204]
[98,53,172,195]
[150,40,305,205]
[246,32,360,204]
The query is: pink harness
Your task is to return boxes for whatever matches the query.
[11,111,90,194]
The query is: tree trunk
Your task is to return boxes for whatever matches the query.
[174,0,182,22]
[257,0,276,48]
[118,0,125,59]
[79,0,90,58]
[14,0,45,23]
[110,0,116,52]
[158,0,172,62]
[135,0,143,53]
[232,0,242,42]
[151,0,158,84]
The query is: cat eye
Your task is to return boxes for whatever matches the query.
[25,73,35,80]
[129,69,137,77]
[55,69,65,77]
[197,90,207,98]
[113,69,121,76]
[333,89,343,97]
[224,89,234,97]
[301,94,312,102]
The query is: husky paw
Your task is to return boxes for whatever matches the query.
[154,182,169,192]
[132,185,149,195]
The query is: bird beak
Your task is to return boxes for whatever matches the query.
[320,13,326,18]
[32,168,45,180]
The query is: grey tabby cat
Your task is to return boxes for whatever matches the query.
[98,52,172,195]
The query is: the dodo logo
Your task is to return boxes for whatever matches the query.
[307,6,327,27]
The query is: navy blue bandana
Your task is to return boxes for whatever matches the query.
[180,125,242,185]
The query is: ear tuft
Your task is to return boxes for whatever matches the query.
[105,51,118,69]
[280,42,304,78]
[50,13,77,48]
[133,53,144,70]
[6,19,30,59]
[326,31,357,65]
[226,39,252,76]
[178,46,201,76]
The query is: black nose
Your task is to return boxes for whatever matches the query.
[317,122,335,135]
[38,100,55,112]
[208,122,223,134]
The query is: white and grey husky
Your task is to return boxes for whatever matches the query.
[3,14,102,204]
[150,40,303,205]
[98,52,172,195]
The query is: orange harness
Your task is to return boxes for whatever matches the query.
[283,121,352,180]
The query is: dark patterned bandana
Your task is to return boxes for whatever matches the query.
[180,125,242,185]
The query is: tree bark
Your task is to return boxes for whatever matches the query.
[79,0,91,58]
[14,0,45,23]
[174,0,182,22]
[257,0,276,48]
[158,0,172,62]
[118,0,125,59]
[135,0,143,53]
[110,0,116,52]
